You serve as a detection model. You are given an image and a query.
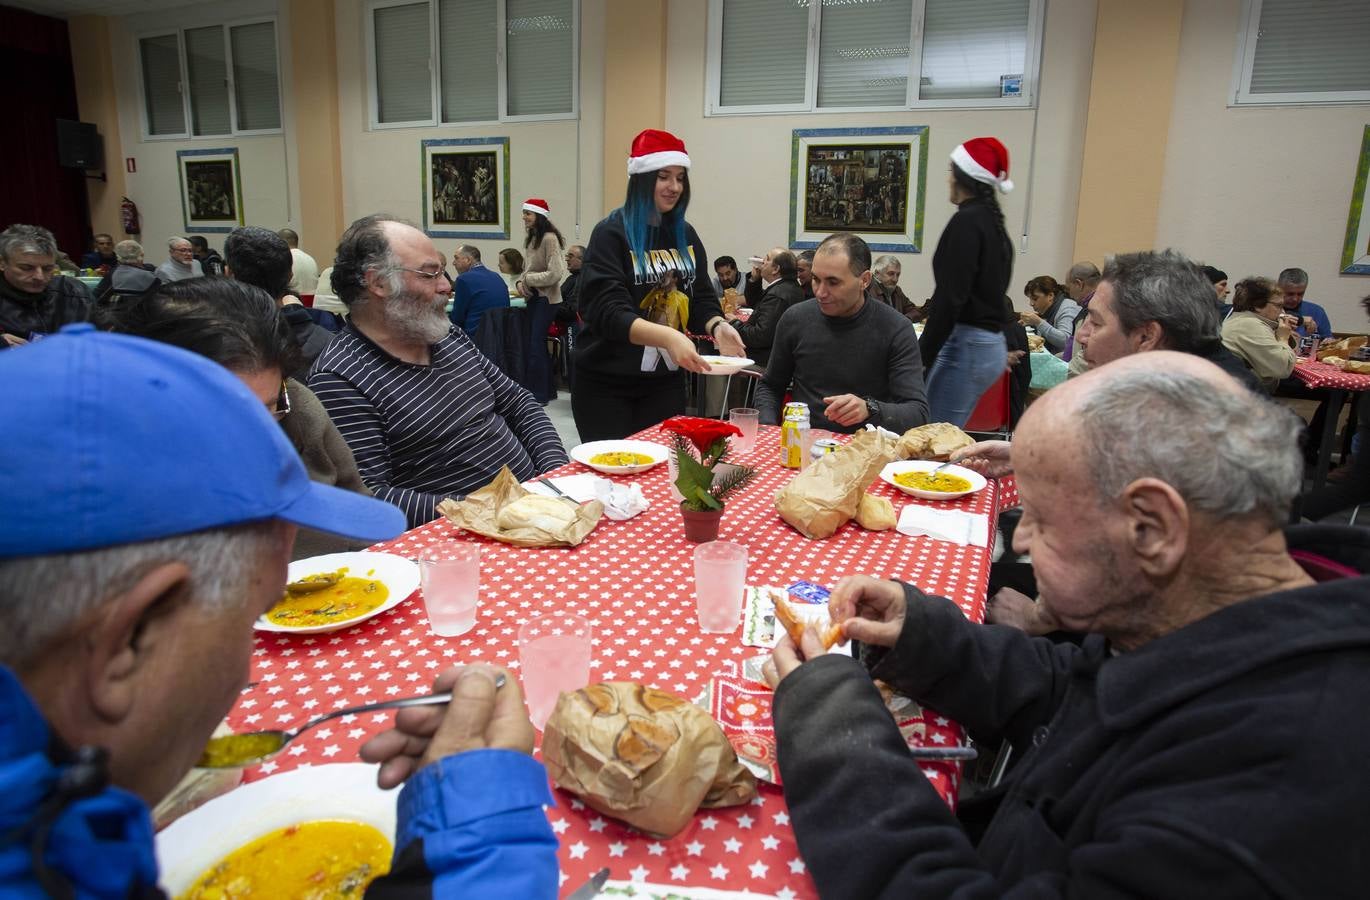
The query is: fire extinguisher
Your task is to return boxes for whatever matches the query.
[120,197,141,235]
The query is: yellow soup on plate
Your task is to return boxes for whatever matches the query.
[177,820,391,899]
[894,470,973,493]
[265,569,388,627]
[589,451,655,467]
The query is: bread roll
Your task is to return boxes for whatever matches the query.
[495,494,578,532]
[856,493,896,531]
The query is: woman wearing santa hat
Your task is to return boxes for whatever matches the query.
[919,137,1015,427]
[515,197,567,403]
[571,128,746,441]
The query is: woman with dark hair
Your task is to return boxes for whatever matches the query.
[1019,274,1081,355]
[920,137,1015,427]
[515,198,567,403]
[1221,276,1297,391]
[96,278,372,558]
[572,129,745,441]
[497,248,524,281]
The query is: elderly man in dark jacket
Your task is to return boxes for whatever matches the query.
[727,246,803,368]
[0,224,90,347]
[766,350,1370,898]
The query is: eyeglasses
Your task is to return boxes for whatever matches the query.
[394,266,452,283]
[272,381,292,420]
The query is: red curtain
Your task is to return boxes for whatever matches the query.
[0,6,91,261]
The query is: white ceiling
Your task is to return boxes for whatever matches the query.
[6,0,221,18]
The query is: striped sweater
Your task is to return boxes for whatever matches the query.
[308,323,568,527]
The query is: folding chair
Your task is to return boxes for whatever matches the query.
[965,371,1012,440]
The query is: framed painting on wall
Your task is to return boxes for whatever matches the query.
[1340,124,1370,275]
[177,148,244,234]
[421,137,511,240]
[789,126,929,254]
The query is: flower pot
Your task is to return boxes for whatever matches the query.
[680,504,724,542]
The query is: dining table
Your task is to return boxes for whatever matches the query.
[1291,359,1370,489]
[230,424,1008,898]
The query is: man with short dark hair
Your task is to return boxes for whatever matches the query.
[1075,249,1260,391]
[79,233,117,273]
[755,232,928,433]
[0,224,91,347]
[279,227,320,296]
[187,234,225,276]
[310,215,568,527]
[448,244,510,337]
[225,225,332,373]
[0,326,558,896]
[727,246,804,368]
[767,351,1370,898]
[712,255,743,299]
[796,249,815,299]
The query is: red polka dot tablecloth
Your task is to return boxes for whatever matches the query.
[233,425,1003,898]
[1293,360,1370,392]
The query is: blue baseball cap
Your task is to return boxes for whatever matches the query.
[0,324,406,557]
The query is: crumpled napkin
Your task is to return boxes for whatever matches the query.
[526,474,649,521]
[896,505,989,547]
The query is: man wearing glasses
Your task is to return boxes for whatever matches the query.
[310,215,568,527]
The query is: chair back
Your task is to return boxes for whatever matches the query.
[965,370,1012,439]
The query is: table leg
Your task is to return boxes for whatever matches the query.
[1311,389,1346,491]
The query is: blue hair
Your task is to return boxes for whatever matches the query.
[620,170,694,283]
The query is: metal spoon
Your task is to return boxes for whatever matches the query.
[197,674,507,769]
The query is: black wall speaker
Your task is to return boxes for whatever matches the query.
[56,119,103,170]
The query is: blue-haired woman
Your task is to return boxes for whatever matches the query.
[571,129,746,441]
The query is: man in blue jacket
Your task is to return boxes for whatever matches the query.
[0,325,559,898]
[449,244,510,337]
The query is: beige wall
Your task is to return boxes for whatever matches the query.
[287,0,345,256]
[68,15,129,242]
[332,0,607,267]
[1157,0,1369,328]
[663,0,1097,303]
[601,0,666,213]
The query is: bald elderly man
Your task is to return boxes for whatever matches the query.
[765,352,1370,897]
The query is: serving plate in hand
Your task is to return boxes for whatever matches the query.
[255,551,418,634]
[699,355,754,375]
[879,460,987,501]
[156,763,395,895]
[571,439,669,475]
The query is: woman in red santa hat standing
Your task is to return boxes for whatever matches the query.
[515,197,566,403]
[919,137,1015,427]
[571,128,746,441]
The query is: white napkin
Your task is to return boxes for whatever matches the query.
[524,474,649,521]
[896,505,989,547]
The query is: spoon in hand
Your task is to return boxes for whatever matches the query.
[197,673,507,769]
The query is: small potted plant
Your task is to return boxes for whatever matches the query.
[661,416,757,542]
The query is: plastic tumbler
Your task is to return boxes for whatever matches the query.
[729,408,760,454]
[417,543,480,636]
[693,540,748,633]
[518,613,593,730]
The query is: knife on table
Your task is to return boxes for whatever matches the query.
[566,867,610,900]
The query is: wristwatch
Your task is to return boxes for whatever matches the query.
[864,397,882,424]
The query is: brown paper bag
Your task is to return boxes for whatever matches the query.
[542,683,757,838]
[435,466,603,547]
[895,422,975,461]
[774,428,896,539]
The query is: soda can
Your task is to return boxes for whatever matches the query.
[781,414,810,468]
[810,438,840,461]
[779,402,810,453]
[1297,335,1316,359]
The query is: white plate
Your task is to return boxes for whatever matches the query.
[879,460,987,500]
[699,355,755,376]
[571,439,669,475]
[156,763,396,896]
[255,551,418,634]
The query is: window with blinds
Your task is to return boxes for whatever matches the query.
[138,19,283,139]
[140,34,185,136]
[1236,0,1370,103]
[231,22,281,131]
[368,0,578,128]
[709,0,1040,114]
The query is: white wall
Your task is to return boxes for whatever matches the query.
[332,0,606,267]
[1158,0,1369,329]
[663,0,1098,303]
[110,0,294,264]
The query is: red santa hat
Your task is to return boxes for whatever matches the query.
[522,198,550,217]
[950,137,1014,194]
[627,129,691,176]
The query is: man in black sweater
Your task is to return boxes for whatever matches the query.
[765,351,1370,898]
[754,233,927,434]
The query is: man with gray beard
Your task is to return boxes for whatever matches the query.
[309,215,567,527]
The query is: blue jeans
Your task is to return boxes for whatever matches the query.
[926,325,1006,427]
[524,294,555,402]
